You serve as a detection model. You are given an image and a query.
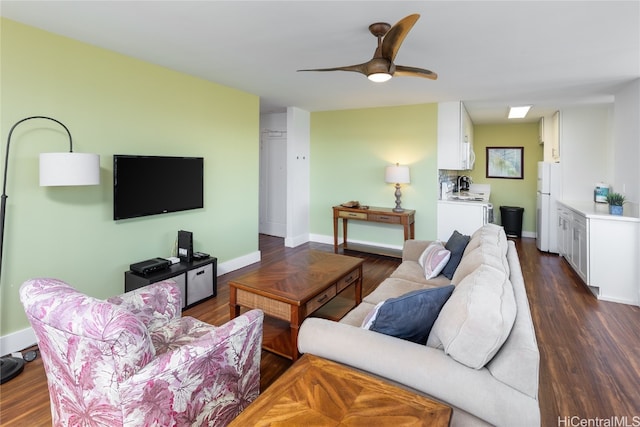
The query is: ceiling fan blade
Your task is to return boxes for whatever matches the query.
[394,65,438,80]
[297,62,369,75]
[381,14,420,62]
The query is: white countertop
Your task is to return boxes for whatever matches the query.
[558,200,640,222]
[438,198,491,206]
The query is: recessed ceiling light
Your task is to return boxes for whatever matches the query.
[508,106,531,119]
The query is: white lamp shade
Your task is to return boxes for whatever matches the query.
[385,164,410,184]
[39,152,100,186]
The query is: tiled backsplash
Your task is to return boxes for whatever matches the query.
[438,170,458,189]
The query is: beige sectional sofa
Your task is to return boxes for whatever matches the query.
[298,224,540,427]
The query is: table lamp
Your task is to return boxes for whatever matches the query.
[385,163,410,212]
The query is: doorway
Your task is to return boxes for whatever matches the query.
[259,130,287,237]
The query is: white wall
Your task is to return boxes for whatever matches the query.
[612,78,640,307]
[286,107,311,247]
[613,78,640,204]
[560,105,613,201]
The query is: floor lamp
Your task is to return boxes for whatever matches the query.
[0,116,100,384]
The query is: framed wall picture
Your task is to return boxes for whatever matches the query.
[486,147,524,179]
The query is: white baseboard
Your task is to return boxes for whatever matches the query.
[0,327,36,356]
[309,233,403,251]
[285,233,310,248]
[216,251,261,275]
[597,294,640,307]
[309,233,334,245]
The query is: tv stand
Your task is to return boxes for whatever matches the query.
[125,257,217,309]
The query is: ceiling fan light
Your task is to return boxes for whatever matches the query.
[368,72,392,83]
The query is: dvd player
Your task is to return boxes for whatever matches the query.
[130,257,171,275]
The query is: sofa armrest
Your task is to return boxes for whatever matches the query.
[402,240,433,262]
[108,280,182,332]
[298,318,540,427]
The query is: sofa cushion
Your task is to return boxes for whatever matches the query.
[339,301,377,327]
[441,230,470,279]
[427,264,517,369]
[363,286,455,345]
[363,277,428,305]
[418,242,451,279]
[465,223,508,257]
[389,262,453,287]
[451,243,509,285]
[401,239,432,263]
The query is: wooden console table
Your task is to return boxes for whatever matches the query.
[333,205,415,257]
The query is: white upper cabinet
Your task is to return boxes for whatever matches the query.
[542,111,561,162]
[551,111,560,162]
[437,101,475,170]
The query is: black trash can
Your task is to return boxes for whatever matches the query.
[500,206,524,238]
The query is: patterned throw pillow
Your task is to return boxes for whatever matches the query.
[418,242,451,279]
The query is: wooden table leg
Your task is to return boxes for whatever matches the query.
[333,213,339,253]
[291,306,300,361]
[229,285,240,319]
[342,218,348,249]
[355,268,363,305]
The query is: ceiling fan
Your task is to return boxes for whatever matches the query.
[298,13,437,83]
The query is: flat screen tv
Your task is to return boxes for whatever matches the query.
[113,155,204,220]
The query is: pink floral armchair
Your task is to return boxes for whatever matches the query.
[20,278,264,426]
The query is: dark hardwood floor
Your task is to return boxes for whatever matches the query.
[1,235,638,426]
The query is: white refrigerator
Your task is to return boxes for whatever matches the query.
[536,162,562,252]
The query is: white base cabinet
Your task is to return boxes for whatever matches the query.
[557,201,639,305]
[437,201,490,241]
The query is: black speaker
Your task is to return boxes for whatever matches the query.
[177,230,193,262]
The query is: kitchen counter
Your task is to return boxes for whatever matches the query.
[556,199,639,306]
[439,198,489,205]
[558,200,640,222]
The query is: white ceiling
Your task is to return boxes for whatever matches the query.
[2,1,639,123]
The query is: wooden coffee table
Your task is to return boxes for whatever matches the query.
[229,250,364,361]
[229,354,452,426]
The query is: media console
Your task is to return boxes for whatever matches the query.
[125,256,217,309]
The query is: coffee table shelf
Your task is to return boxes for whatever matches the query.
[311,286,358,321]
[261,318,293,359]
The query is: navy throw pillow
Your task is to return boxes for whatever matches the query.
[441,230,470,279]
[368,286,455,344]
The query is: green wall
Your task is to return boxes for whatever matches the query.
[0,19,259,336]
[310,104,438,245]
[468,123,543,233]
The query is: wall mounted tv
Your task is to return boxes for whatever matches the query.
[113,155,204,220]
